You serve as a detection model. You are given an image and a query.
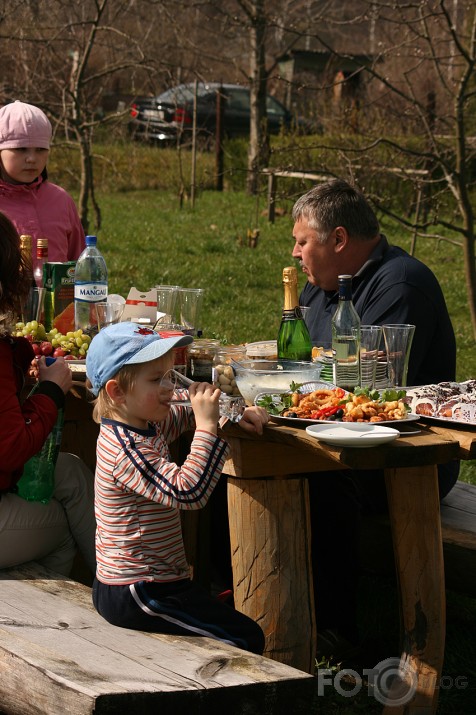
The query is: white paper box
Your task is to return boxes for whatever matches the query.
[121,288,157,324]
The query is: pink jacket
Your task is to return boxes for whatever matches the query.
[0,174,85,271]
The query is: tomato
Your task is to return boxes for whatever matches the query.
[53,347,66,357]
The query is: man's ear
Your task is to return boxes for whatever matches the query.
[105,379,126,403]
[334,226,349,252]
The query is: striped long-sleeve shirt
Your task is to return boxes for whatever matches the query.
[95,405,229,585]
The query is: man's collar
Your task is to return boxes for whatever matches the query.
[354,234,389,280]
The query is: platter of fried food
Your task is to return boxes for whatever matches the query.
[255,382,420,425]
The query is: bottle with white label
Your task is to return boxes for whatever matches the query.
[74,235,108,333]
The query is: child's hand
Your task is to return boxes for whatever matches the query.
[238,406,269,435]
[189,381,221,434]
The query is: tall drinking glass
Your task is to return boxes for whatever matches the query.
[22,287,45,324]
[154,285,180,325]
[359,325,383,389]
[382,324,415,387]
[178,288,204,336]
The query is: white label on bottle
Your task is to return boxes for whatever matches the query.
[74,283,108,302]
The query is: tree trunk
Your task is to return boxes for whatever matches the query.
[246,0,269,196]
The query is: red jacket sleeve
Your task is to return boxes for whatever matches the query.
[0,340,58,490]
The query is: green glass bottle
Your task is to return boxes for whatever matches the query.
[277,266,312,361]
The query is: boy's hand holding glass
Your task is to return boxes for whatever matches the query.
[160,369,245,424]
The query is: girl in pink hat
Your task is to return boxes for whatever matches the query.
[0,100,85,270]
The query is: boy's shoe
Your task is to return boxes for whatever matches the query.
[216,589,234,605]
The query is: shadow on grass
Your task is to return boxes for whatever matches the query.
[314,571,476,713]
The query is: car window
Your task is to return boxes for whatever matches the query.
[266,96,286,118]
[158,84,219,104]
[227,89,251,111]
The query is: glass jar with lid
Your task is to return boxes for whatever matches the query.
[186,339,220,382]
[213,345,247,396]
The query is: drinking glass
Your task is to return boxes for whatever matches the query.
[360,325,383,389]
[154,285,181,325]
[178,288,204,336]
[22,286,45,324]
[382,324,415,387]
[160,368,245,423]
[95,301,125,330]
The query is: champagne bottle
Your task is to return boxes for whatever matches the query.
[277,266,312,361]
[332,274,361,391]
[16,358,63,503]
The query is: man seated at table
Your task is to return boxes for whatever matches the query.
[292,178,459,662]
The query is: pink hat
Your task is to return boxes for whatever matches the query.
[0,100,52,150]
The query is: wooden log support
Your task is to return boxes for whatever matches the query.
[227,476,316,674]
[383,465,445,714]
[0,564,318,715]
[360,481,476,598]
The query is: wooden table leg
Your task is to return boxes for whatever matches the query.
[383,465,445,714]
[227,476,316,673]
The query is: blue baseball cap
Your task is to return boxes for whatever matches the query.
[86,322,193,396]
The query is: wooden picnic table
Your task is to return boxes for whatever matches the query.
[61,387,476,713]
[221,418,476,714]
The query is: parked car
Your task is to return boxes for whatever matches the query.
[129,82,303,145]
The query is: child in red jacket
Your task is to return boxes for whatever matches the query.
[0,211,95,577]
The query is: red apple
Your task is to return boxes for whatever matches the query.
[40,341,53,356]
[53,348,66,357]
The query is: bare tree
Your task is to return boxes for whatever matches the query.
[290,0,476,338]
[0,0,163,230]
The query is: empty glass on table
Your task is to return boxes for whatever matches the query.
[382,324,415,387]
[360,325,383,389]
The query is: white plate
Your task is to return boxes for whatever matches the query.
[305,423,400,447]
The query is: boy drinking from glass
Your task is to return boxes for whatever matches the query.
[86,322,266,653]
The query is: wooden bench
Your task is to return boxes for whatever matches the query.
[0,563,318,715]
[360,480,476,597]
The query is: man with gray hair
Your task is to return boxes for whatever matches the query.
[292,179,458,662]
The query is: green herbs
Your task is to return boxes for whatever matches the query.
[353,386,407,402]
[256,392,294,415]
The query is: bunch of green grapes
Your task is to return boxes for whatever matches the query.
[46,328,92,358]
[14,322,92,359]
[14,320,47,342]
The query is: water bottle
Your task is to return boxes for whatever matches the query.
[332,274,361,391]
[74,235,108,333]
[17,358,63,503]
[277,266,312,361]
